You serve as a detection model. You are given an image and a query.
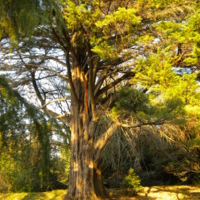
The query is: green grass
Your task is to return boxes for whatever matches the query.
[0,190,66,200]
[1,186,200,200]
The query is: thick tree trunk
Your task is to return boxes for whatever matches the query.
[65,109,109,200]
[65,56,109,199]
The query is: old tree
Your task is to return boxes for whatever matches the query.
[1,0,200,199]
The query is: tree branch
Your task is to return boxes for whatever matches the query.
[44,108,70,126]
[62,27,79,65]
[94,65,113,96]
[94,123,118,162]
[66,44,80,106]
[41,96,70,108]
[96,72,135,98]
[42,67,68,81]
[30,72,46,106]
[52,27,68,52]
[88,42,96,120]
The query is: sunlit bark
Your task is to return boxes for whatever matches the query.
[64,47,109,199]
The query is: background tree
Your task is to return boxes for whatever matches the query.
[0,76,69,192]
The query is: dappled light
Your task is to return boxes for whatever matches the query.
[1,0,200,200]
[1,186,200,200]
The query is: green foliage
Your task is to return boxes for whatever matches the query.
[0,189,67,200]
[61,0,141,61]
[0,77,69,192]
[1,0,200,195]
[0,0,41,41]
[130,48,200,121]
[111,87,149,118]
[122,168,142,195]
[187,137,200,149]
[110,86,186,127]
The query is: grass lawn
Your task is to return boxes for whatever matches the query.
[0,190,67,200]
[0,185,200,200]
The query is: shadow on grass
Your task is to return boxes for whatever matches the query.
[108,188,156,200]
[21,192,47,200]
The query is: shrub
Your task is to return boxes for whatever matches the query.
[122,168,142,195]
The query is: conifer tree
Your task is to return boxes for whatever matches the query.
[1,0,200,199]
[0,76,68,192]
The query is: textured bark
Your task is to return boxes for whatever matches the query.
[65,103,108,200]
[65,51,108,200]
